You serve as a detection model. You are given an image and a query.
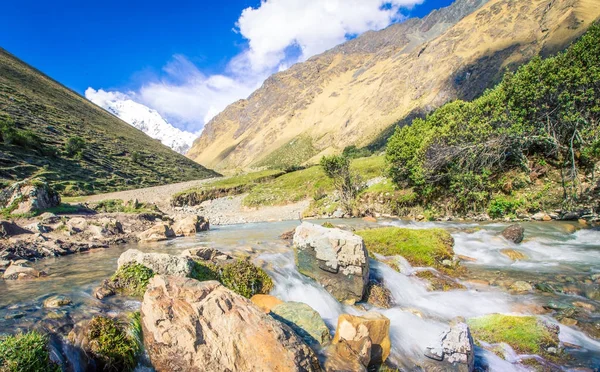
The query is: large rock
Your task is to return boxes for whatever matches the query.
[332,312,391,368]
[271,301,332,347]
[117,249,193,277]
[137,223,175,242]
[424,322,475,372]
[0,178,60,215]
[0,220,30,238]
[293,222,369,305]
[67,217,88,233]
[181,247,231,262]
[172,215,209,236]
[141,276,321,372]
[251,294,284,313]
[500,224,524,244]
[3,263,46,280]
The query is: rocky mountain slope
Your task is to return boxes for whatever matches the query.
[187,0,600,171]
[86,93,196,154]
[0,49,218,196]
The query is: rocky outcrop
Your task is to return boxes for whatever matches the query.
[172,215,209,236]
[181,247,231,262]
[271,301,332,347]
[137,223,175,242]
[0,220,30,238]
[424,322,475,372]
[117,249,193,277]
[141,276,321,371]
[501,224,525,244]
[0,178,60,215]
[330,312,391,368]
[294,222,369,305]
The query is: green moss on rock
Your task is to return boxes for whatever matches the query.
[0,331,60,372]
[220,260,274,298]
[87,315,141,372]
[356,227,458,274]
[190,261,220,282]
[468,314,559,356]
[110,263,155,297]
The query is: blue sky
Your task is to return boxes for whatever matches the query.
[0,0,454,132]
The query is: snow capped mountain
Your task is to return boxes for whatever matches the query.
[85,88,196,154]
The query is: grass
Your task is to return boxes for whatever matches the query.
[90,199,158,214]
[87,316,141,372]
[0,48,218,196]
[0,331,60,372]
[468,314,559,356]
[254,135,317,170]
[219,260,274,298]
[356,227,457,274]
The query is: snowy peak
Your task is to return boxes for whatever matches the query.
[85,88,195,154]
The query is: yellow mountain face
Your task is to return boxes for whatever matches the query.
[187,0,600,171]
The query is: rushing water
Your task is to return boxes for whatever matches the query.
[0,218,599,371]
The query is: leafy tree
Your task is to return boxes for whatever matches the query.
[320,155,363,213]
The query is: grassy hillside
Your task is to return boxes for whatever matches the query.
[0,48,218,195]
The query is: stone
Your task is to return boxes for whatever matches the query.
[39,212,60,224]
[332,312,391,367]
[500,224,524,244]
[510,281,533,293]
[500,249,528,261]
[117,249,193,277]
[3,263,46,280]
[332,209,344,218]
[25,222,50,234]
[137,223,175,242]
[43,295,72,308]
[181,247,231,262]
[560,317,578,326]
[573,301,595,311]
[362,216,377,223]
[0,220,30,238]
[250,294,283,313]
[97,218,123,236]
[172,215,209,236]
[280,229,295,240]
[294,222,369,305]
[561,212,580,220]
[67,217,88,233]
[532,212,548,221]
[542,215,552,221]
[364,280,393,309]
[457,255,477,262]
[0,178,60,215]
[271,301,332,346]
[141,276,320,372]
[324,339,370,371]
[424,322,474,372]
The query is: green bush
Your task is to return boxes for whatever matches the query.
[0,331,60,372]
[342,145,372,159]
[110,264,155,297]
[386,24,600,212]
[87,316,141,371]
[488,196,523,218]
[320,155,363,213]
[64,136,86,158]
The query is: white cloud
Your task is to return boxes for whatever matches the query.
[86,0,423,133]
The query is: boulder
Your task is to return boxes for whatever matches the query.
[532,212,549,221]
[97,218,123,236]
[332,312,391,367]
[3,263,46,280]
[510,281,533,293]
[141,276,320,372]
[364,280,393,308]
[271,301,332,346]
[43,295,72,308]
[181,247,231,262]
[251,294,284,313]
[172,215,209,236]
[24,222,50,234]
[294,222,369,305]
[39,212,60,224]
[0,178,60,215]
[500,224,524,244]
[324,339,369,372]
[424,322,475,372]
[67,217,88,233]
[137,223,175,242]
[117,249,193,277]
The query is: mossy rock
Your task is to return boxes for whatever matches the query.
[364,280,393,308]
[87,314,142,372]
[190,261,220,282]
[220,260,274,298]
[415,270,466,291]
[0,331,60,372]
[356,227,460,275]
[468,314,559,356]
[110,263,155,297]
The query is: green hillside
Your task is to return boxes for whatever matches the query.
[0,48,218,195]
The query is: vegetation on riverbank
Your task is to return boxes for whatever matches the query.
[109,264,155,297]
[0,331,60,372]
[191,259,273,298]
[385,24,600,216]
[87,315,142,371]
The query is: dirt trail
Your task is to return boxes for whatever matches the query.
[79,179,309,225]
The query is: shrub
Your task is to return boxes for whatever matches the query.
[320,155,363,213]
[488,196,523,218]
[64,136,86,158]
[0,331,60,372]
[110,264,155,297]
[87,316,141,371]
[342,145,372,159]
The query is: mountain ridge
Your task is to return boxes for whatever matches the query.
[187,0,600,171]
